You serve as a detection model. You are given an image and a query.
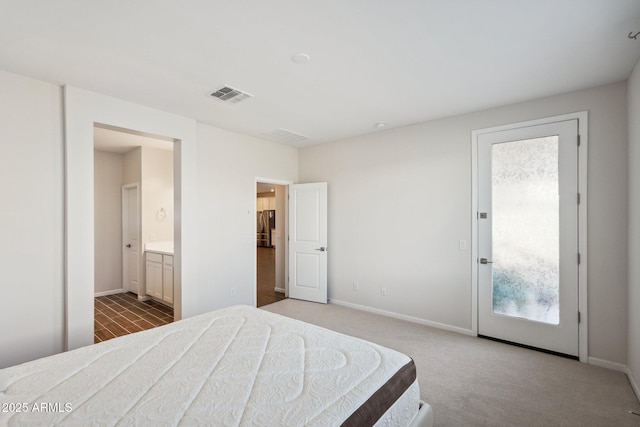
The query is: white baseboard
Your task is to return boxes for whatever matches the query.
[275,287,286,294]
[587,356,640,401]
[94,289,124,297]
[328,298,475,336]
[588,356,628,373]
[629,369,640,402]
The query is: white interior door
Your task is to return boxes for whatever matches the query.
[477,120,579,357]
[288,182,328,304]
[123,184,140,295]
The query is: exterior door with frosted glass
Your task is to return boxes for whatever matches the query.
[477,120,579,357]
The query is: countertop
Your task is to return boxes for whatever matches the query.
[145,241,174,255]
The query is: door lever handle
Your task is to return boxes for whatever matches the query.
[126,244,131,248]
[315,247,326,252]
[480,258,493,264]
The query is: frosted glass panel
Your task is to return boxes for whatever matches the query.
[491,136,559,324]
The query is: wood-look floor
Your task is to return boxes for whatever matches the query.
[257,247,286,307]
[94,248,280,342]
[94,292,173,343]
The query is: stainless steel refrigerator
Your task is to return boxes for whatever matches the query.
[257,209,276,247]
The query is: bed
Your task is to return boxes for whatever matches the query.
[0,305,433,426]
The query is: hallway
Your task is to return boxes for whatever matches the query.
[257,247,286,307]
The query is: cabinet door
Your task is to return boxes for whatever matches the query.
[163,262,173,304]
[145,262,153,297]
[145,261,163,299]
[256,197,263,211]
[268,197,276,210]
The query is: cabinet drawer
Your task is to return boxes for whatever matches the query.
[146,252,163,263]
[163,255,173,265]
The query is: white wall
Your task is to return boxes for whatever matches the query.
[0,71,64,368]
[196,124,298,313]
[94,150,124,295]
[299,82,629,365]
[628,58,640,396]
[123,147,141,185]
[0,76,299,366]
[141,147,173,245]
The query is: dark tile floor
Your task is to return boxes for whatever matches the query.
[94,292,173,343]
[95,248,280,343]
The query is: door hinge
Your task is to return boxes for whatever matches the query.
[577,193,581,205]
[578,253,581,264]
[577,134,581,147]
[578,311,581,323]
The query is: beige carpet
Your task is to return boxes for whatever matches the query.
[261,299,640,427]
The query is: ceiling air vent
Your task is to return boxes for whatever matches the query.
[209,85,253,104]
[263,128,310,145]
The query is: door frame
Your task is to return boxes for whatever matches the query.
[64,86,197,351]
[471,111,588,362]
[122,183,140,294]
[254,177,292,307]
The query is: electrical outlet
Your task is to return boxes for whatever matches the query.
[381,288,387,296]
[353,281,359,291]
[459,239,467,251]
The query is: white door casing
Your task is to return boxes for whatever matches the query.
[477,119,579,357]
[122,184,140,295]
[288,182,328,304]
[66,86,194,350]
[254,178,292,306]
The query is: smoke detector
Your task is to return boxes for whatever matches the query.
[209,85,253,104]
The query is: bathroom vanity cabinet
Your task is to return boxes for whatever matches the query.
[145,250,173,306]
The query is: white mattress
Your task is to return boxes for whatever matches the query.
[0,305,422,426]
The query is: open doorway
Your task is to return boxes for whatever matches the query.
[65,85,195,352]
[93,124,176,342]
[256,181,287,307]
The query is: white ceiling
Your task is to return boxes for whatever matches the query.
[257,183,276,194]
[94,124,174,154]
[2,1,640,147]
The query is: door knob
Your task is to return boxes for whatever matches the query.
[126,244,131,248]
[315,247,326,252]
[480,258,493,264]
